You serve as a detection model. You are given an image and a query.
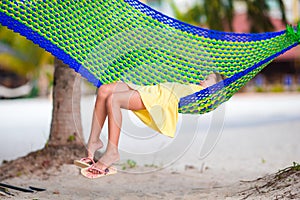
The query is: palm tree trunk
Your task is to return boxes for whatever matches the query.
[48,58,84,146]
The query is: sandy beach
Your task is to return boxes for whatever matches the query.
[0,93,300,199]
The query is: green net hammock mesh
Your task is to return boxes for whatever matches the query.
[0,0,299,114]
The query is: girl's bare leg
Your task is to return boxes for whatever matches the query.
[91,90,145,171]
[86,82,131,159]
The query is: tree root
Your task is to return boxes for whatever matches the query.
[0,144,86,181]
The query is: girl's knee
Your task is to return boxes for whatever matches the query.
[106,93,122,110]
[97,84,113,98]
[105,94,114,109]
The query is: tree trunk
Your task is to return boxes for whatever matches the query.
[48,58,84,146]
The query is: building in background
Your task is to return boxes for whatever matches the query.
[229,0,300,92]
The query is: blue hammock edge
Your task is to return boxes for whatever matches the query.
[179,42,299,107]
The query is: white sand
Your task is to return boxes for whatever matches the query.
[1,93,300,199]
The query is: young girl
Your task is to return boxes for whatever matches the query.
[76,72,225,178]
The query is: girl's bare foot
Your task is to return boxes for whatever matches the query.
[86,139,104,159]
[76,139,103,167]
[89,149,120,173]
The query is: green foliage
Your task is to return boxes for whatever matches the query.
[277,162,300,176]
[121,159,137,170]
[245,0,273,32]
[170,0,205,26]
[0,26,53,78]
[67,135,76,142]
[270,84,284,93]
[255,86,265,93]
[292,162,300,171]
[27,84,39,98]
[204,0,234,31]
[169,0,286,32]
[16,171,22,177]
[127,159,137,168]
[144,163,159,168]
[170,0,234,30]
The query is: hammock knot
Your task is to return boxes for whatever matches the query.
[286,23,300,43]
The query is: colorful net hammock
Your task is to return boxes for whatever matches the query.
[0,1,299,114]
